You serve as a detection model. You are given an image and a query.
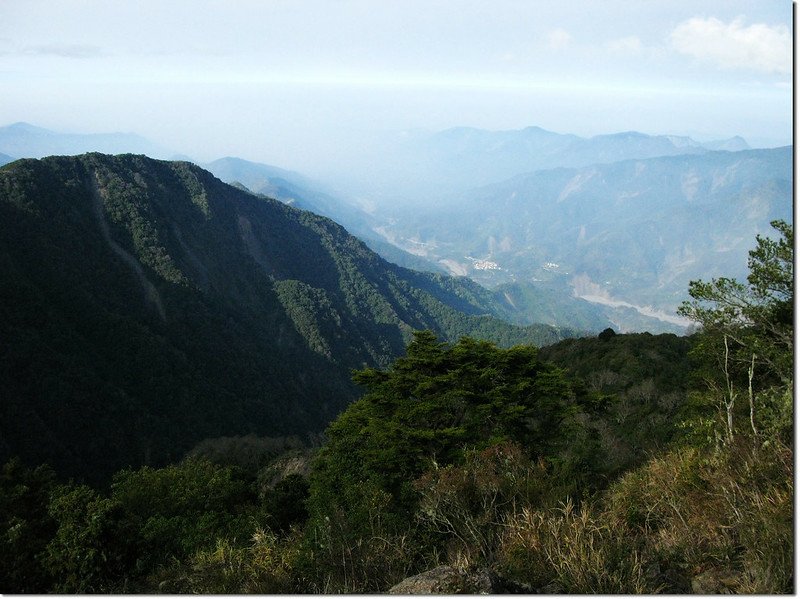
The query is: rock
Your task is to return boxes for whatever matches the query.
[691,568,738,594]
[645,561,691,593]
[388,566,531,594]
[388,566,485,594]
[539,581,565,593]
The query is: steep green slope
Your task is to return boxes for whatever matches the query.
[491,281,615,331]
[0,153,578,482]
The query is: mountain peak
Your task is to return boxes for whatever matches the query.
[3,122,52,134]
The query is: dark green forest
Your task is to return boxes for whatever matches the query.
[0,155,792,593]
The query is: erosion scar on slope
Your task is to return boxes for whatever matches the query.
[87,172,167,322]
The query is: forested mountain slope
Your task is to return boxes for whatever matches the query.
[0,153,577,482]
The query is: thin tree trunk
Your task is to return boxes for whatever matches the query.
[723,335,736,443]
[748,353,757,444]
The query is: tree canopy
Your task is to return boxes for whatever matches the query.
[678,220,793,444]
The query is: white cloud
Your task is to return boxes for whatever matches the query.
[669,16,790,74]
[547,28,572,50]
[605,36,643,54]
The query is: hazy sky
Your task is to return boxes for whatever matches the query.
[0,0,792,172]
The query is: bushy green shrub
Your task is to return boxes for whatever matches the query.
[44,484,140,593]
[0,459,58,593]
[110,459,262,566]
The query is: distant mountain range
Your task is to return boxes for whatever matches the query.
[0,122,174,160]
[0,153,580,481]
[378,146,792,329]
[336,125,753,206]
[413,126,750,187]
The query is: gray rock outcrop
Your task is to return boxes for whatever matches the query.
[388,566,531,594]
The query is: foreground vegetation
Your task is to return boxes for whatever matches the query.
[1,222,792,593]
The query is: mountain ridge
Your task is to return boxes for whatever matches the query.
[338,124,758,209]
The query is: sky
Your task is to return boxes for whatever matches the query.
[0,0,793,173]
